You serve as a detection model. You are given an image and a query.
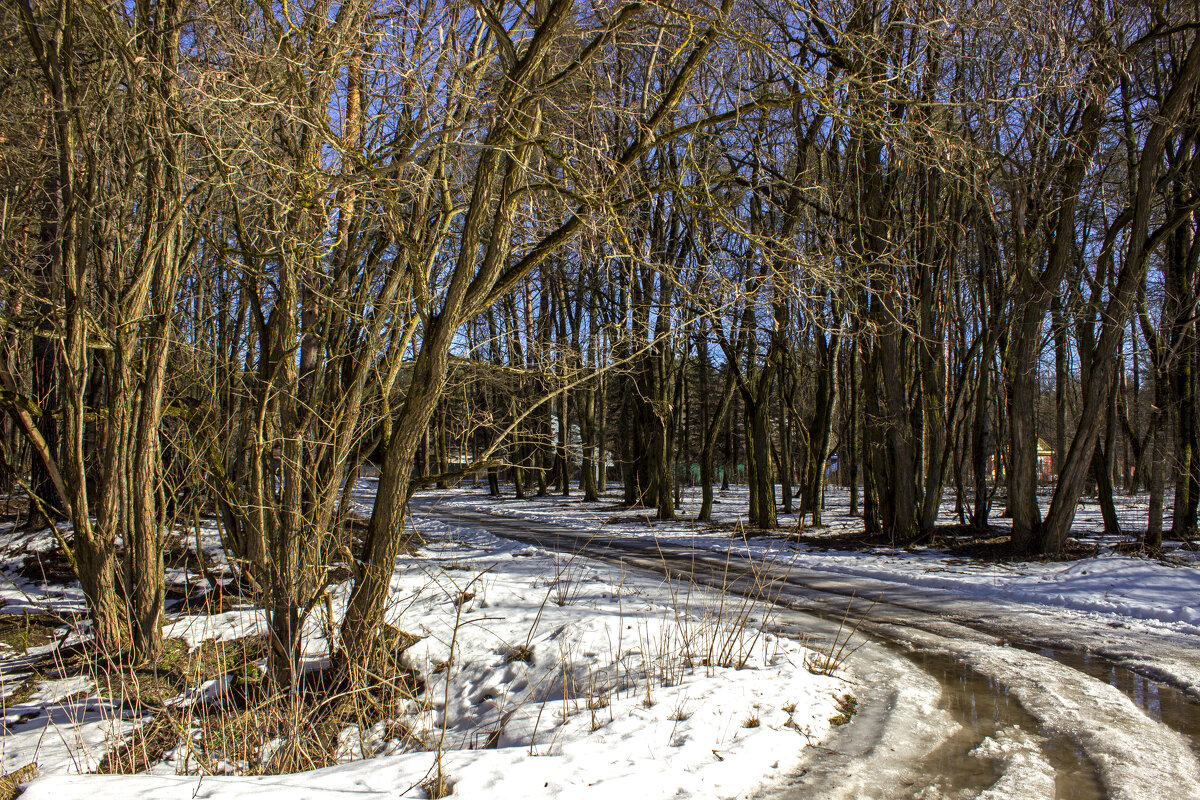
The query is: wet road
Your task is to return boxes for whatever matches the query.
[410,499,1200,800]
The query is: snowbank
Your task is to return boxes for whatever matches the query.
[3,515,848,800]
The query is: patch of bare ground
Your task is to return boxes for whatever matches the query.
[14,547,77,586]
[1110,539,1199,565]
[0,610,77,655]
[786,523,1105,562]
[0,611,87,705]
[164,581,259,615]
[699,519,1117,564]
[0,494,33,529]
[935,533,1100,563]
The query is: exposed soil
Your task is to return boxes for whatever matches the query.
[703,521,1108,564]
[0,610,76,655]
[15,548,77,586]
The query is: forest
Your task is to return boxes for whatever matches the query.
[1,0,1199,730]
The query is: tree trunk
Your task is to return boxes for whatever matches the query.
[749,397,776,529]
[1006,312,1044,551]
[848,339,860,516]
[698,365,735,523]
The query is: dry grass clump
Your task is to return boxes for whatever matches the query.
[422,768,453,799]
[0,763,38,800]
[501,644,534,664]
[88,628,424,777]
[829,693,857,726]
[804,595,872,676]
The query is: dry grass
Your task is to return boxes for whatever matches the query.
[2,503,854,788]
[88,629,424,776]
[501,644,534,664]
[804,594,871,677]
[422,769,453,799]
[0,763,38,800]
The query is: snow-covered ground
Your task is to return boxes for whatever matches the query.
[422,483,1200,637]
[0,509,849,799]
[410,483,1200,799]
[5,478,1198,799]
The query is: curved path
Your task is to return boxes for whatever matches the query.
[410,497,1200,800]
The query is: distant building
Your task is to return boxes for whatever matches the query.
[1037,438,1054,478]
[987,439,1055,481]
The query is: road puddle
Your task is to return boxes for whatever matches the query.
[901,647,1103,800]
[1036,646,1200,748]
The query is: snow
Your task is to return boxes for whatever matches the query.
[969,728,1056,800]
[5,479,1199,799]
[773,634,955,800]
[422,484,1200,637]
[410,482,1200,800]
[0,526,88,617]
[1,676,130,777]
[164,609,269,650]
[771,549,1200,631]
[1,512,848,800]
